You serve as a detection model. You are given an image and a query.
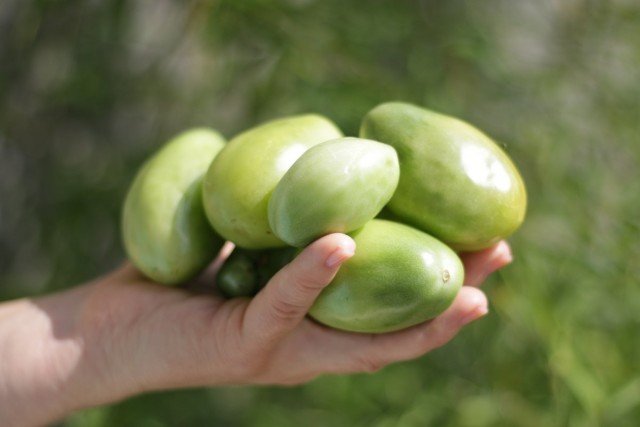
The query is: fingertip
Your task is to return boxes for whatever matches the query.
[297,233,355,269]
[457,287,489,326]
[242,234,356,344]
[460,285,488,306]
[358,287,489,362]
[484,241,512,274]
[324,234,356,268]
[461,240,513,287]
[443,286,489,327]
[497,240,513,265]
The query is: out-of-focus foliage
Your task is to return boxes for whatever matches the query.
[1,0,639,426]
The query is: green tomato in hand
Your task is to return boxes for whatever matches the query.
[217,247,297,298]
[255,247,298,289]
[202,115,342,249]
[122,129,226,285]
[268,137,400,247]
[216,249,259,298]
[361,102,527,251]
[309,219,464,333]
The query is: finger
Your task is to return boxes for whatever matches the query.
[460,241,512,287]
[205,241,236,279]
[368,286,489,360]
[184,241,235,293]
[242,233,356,347]
[304,286,488,374]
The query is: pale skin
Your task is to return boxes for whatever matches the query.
[0,234,512,427]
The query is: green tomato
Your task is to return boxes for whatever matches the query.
[202,115,342,249]
[309,219,464,333]
[268,137,400,247]
[122,128,226,285]
[255,247,298,288]
[216,249,259,298]
[360,102,527,251]
[217,246,297,297]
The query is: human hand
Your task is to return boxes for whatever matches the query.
[79,234,511,391]
[0,234,512,426]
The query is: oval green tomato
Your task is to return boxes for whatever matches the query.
[309,219,464,333]
[360,102,527,251]
[255,247,297,288]
[216,246,297,297]
[268,137,399,247]
[216,249,259,298]
[122,128,226,285]
[202,115,342,249]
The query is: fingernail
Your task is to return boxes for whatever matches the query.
[482,243,512,277]
[501,242,513,264]
[460,305,489,326]
[325,240,356,268]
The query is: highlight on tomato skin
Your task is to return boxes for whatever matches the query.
[361,102,527,252]
[122,129,227,285]
[268,137,400,248]
[309,219,464,334]
[201,115,343,250]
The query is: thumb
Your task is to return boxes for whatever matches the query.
[242,233,356,346]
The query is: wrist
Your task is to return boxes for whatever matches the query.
[0,282,139,426]
[0,288,87,425]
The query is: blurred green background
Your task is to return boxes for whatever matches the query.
[1,0,639,426]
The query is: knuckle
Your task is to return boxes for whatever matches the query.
[206,303,274,382]
[282,263,325,294]
[240,356,270,379]
[270,297,303,323]
[292,271,324,294]
[355,355,387,373]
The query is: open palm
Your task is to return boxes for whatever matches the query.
[76,234,512,398]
